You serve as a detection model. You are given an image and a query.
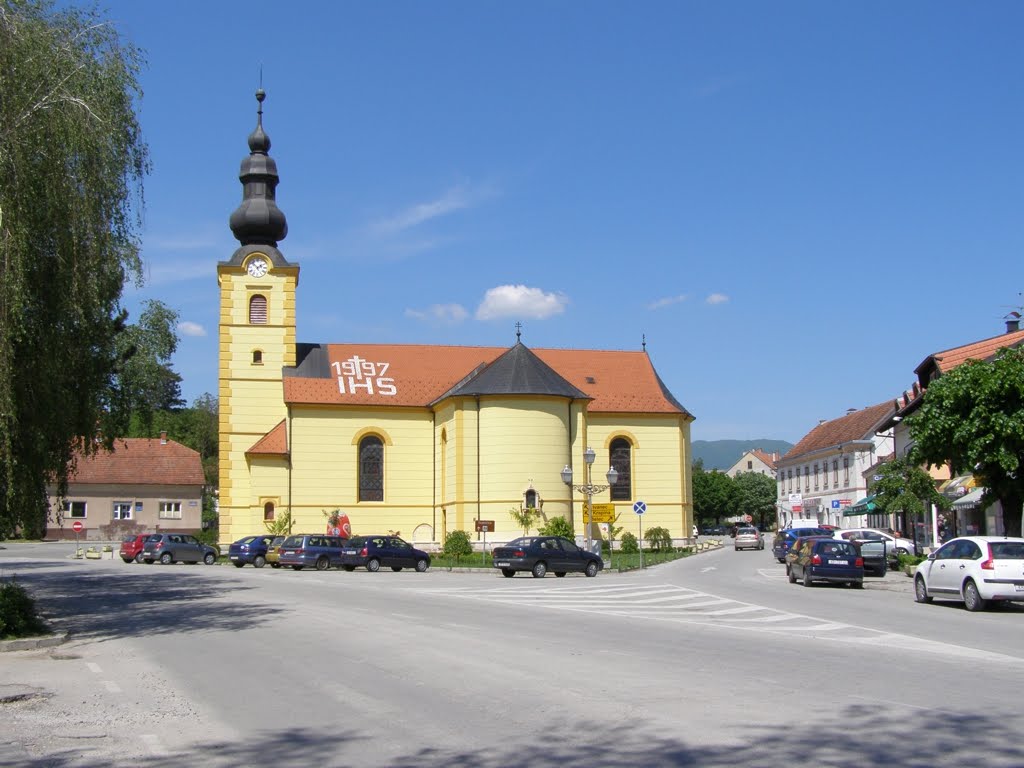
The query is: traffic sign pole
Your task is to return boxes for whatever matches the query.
[633,501,646,569]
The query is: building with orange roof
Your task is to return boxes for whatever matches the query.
[217,92,695,548]
[775,402,896,528]
[46,433,205,540]
[725,449,780,479]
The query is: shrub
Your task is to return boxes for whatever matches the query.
[620,532,638,554]
[898,552,927,568]
[264,511,292,536]
[508,506,541,535]
[0,579,47,639]
[645,526,673,552]
[443,529,474,560]
[539,516,574,540]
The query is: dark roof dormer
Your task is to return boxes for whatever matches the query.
[438,342,590,401]
[229,88,288,248]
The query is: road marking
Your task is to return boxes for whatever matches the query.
[701,567,716,572]
[86,662,102,674]
[139,734,167,757]
[404,580,1024,663]
[102,680,121,693]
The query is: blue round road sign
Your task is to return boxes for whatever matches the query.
[633,501,646,515]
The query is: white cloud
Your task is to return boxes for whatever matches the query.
[476,285,569,321]
[706,293,729,305]
[405,304,469,325]
[177,321,207,337]
[369,182,496,237]
[648,294,688,310]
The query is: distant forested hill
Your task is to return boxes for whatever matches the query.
[692,439,794,471]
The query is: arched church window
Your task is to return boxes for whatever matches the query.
[252,349,263,365]
[359,435,384,502]
[610,437,632,501]
[249,294,268,324]
[263,501,275,521]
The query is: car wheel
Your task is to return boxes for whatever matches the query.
[121,557,133,564]
[253,555,266,569]
[367,558,381,573]
[802,568,812,587]
[415,559,428,573]
[315,556,330,571]
[233,561,245,568]
[584,561,599,578]
[963,579,988,612]
[134,552,144,563]
[502,569,515,578]
[788,568,797,584]
[914,575,932,603]
[160,552,173,565]
[895,547,909,557]
[203,552,216,565]
[342,565,356,572]
[532,561,547,578]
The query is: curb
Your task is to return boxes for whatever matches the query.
[0,630,68,652]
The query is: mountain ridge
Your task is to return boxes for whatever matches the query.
[692,439,793,471]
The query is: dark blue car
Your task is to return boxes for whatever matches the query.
[228,534,277,568]
[771,527,833,562]
[340,535,431,572]
[786,536,864,588]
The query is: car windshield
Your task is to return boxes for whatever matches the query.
[282,536,303,547]
[738,528,757,535]
[146,534,161,541]
[240,536,260,544]
[506,537,537,547]
[346,537,365,547]
[990,542,1024,559]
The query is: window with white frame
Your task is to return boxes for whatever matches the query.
[843,457,850,484]
[804,466,810,491]
[113,501,133,520]
[61,501,86,518]
[833,460,839,485]
[159,501,183,520]
[813,464,819,489]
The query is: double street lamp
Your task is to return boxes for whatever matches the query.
[561,446,619,556]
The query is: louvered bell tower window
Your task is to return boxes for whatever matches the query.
[249,294,268,324]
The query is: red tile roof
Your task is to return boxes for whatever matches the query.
[247,420,288,456]
[915,328,1024,378]
[784,401,895,461]
[283,344,689,415]
[750,449,779,470]
[69,438,204,486]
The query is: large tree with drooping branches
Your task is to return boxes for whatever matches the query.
[0,0,149,537]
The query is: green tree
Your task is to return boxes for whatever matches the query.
[907,347,1024,538]
[869,456,949,548]
[442,529,473,561]
[732,472,778,530]
[644,526,672,551]
[0,0,148,538]
[692,462,736,526]
[538,515,573,539]
[508,505,541,535]
[114,300,184,428]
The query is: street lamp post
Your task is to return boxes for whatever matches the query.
[561,446,619,556]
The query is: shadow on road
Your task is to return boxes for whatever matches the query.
[11,705,1024,767]
[3,562,274,642]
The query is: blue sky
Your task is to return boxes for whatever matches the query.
[104,1,1024,443]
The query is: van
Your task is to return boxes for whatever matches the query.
[277,534,346,571]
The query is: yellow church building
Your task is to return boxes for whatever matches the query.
[218,91,695,548]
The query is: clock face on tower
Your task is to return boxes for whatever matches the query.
[246,257,268,277]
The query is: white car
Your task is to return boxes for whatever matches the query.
[834,528,916,561]
[734,527,763,551]
[914,536,1024,612]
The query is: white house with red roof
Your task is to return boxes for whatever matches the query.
[47,433,205,540]
[725,449,780,479]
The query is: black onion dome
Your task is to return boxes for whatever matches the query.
[229,88,288,246]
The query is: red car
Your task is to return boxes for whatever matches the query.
[119,534,149,563]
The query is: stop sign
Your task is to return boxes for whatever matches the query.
[72,521,83,533]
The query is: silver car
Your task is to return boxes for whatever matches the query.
[734,527,763,551]
[141,533,218,565]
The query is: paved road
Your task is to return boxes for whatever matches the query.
[1,542,1023,767]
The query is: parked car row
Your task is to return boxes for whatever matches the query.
[119,533,219,565]
[233,533,433,573]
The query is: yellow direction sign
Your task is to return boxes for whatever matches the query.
[585,503,617,523]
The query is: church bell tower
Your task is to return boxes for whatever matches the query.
[216,89,299,542]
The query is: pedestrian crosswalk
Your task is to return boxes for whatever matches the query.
[404,580,1024,662]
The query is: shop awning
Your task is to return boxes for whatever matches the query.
[844,495,876,516]
[940,475,978,498]
[952,487,985,510]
